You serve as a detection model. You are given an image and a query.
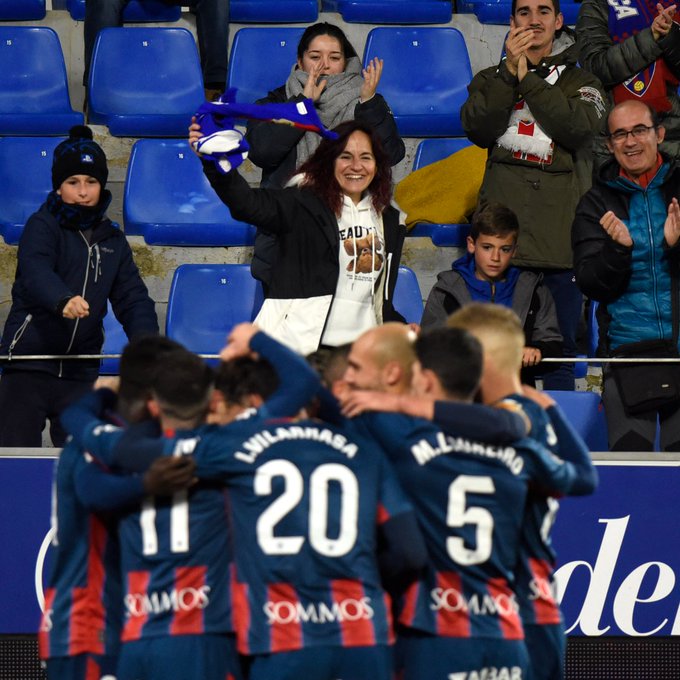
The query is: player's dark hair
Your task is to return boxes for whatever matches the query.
[152,350,214,422]
[415,328,483,400]
[512,0,561,16]
[214,357,279,406]
[307,344,351,388]
[469,202,519,242]
[118,335,186,422]
[296,22,358,63]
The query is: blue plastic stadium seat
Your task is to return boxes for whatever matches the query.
[544,390,609,451]
[588,299,599,358]
[461,0,579,25]
[123,139,256,246]
[165,264,264,361]
[231,0,318,22]
[0,137,64,245]
[0,27,83,135]
[87,27,204,137]
[0,0,45,20]
[407,138,473,247]
[322,0,451,24]
[101,301,128,375]
[363,27,472,137]
[66,0,180,22]
[227,27,305,104]
[394,266,424,325]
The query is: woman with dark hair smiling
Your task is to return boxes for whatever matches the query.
[189,119,406,355]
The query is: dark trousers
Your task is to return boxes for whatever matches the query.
[0,371,93,447]
[84,0,230,86]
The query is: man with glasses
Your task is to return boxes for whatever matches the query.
[461,0,606,391]
[572,99,680,450]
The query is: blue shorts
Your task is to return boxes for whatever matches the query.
[116,633,242,680]
[524,623,565,680]
[45,653,117,680]
[395,629,529,680]
[248,644,393,680]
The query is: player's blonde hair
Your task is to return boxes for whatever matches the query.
[446,303,524,373]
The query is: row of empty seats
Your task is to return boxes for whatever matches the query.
[0,25,472,138]
[0,136,472,246]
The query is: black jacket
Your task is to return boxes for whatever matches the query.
[0,203,158,380]
[203,162,406,354]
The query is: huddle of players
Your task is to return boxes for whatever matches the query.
[39,302,598,680]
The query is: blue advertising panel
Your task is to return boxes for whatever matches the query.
[2,456,680,638]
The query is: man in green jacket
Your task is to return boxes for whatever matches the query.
[461,0,606,390]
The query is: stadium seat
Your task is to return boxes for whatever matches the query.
[322,0,452,24]
[0,27,83,135]
[227,27,305,104]
[362,27,472,137]
[0,137,64,245]
[544,390,609,451]
[460,0,579,25]
[87,27,204,137]
[123,139,256,245]
[231,0,318,23]
[100,301,127,375]
[587,299,600,358]
[66,0,180,22]
[408,138,473,247]
[393,266,424,325]
[0,0,45,20]
[165,264,264,361]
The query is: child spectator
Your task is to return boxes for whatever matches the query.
[421,202,562,384]
[0,125,158,447]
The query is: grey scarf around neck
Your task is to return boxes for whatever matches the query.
[285,56,364,165]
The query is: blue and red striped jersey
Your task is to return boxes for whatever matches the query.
[39,436,144,660]
[157,417,417,655]
[351,411,585,641]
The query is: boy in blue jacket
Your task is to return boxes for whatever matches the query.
[0,125,158,446]
[421,202,562,385]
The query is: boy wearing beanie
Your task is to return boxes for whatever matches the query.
[0,125,158,446]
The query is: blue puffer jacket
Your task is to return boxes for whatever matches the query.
[0,200,158,381]
[572,155,680,351]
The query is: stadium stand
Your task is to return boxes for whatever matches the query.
[407,138,473,246]
[87,27,204,137]
[362,27,472,136]
[231,0,319,22]
[165,264,264,361]
[321,0,452,24]
[123,138,255,245]
[0,0,45,20]
[66,0,180,22]
[226,27,305,104]
[394,265,425,324]
[0,136,64,245]
[0,27,83,135]
[544,389,609,451]
[459,0,580,25]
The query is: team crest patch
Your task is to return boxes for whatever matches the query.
[622,64,657,100]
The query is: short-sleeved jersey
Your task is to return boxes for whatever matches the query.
[39,441,127,660]
[155,417,414,656]
[352,411,580,641]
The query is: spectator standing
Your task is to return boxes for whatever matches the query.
[0,125,158,447]
[572,100,680,450]
[244,22,405,289]
[576,0,680,164]
[84,0,230,102]
[461,0,606,389]
[191,119,407,356]
[421,202,563,385]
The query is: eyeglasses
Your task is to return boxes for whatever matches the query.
[608,124,657,144]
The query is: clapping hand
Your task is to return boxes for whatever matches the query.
[360,57,383,102]
[600,210,634,247]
